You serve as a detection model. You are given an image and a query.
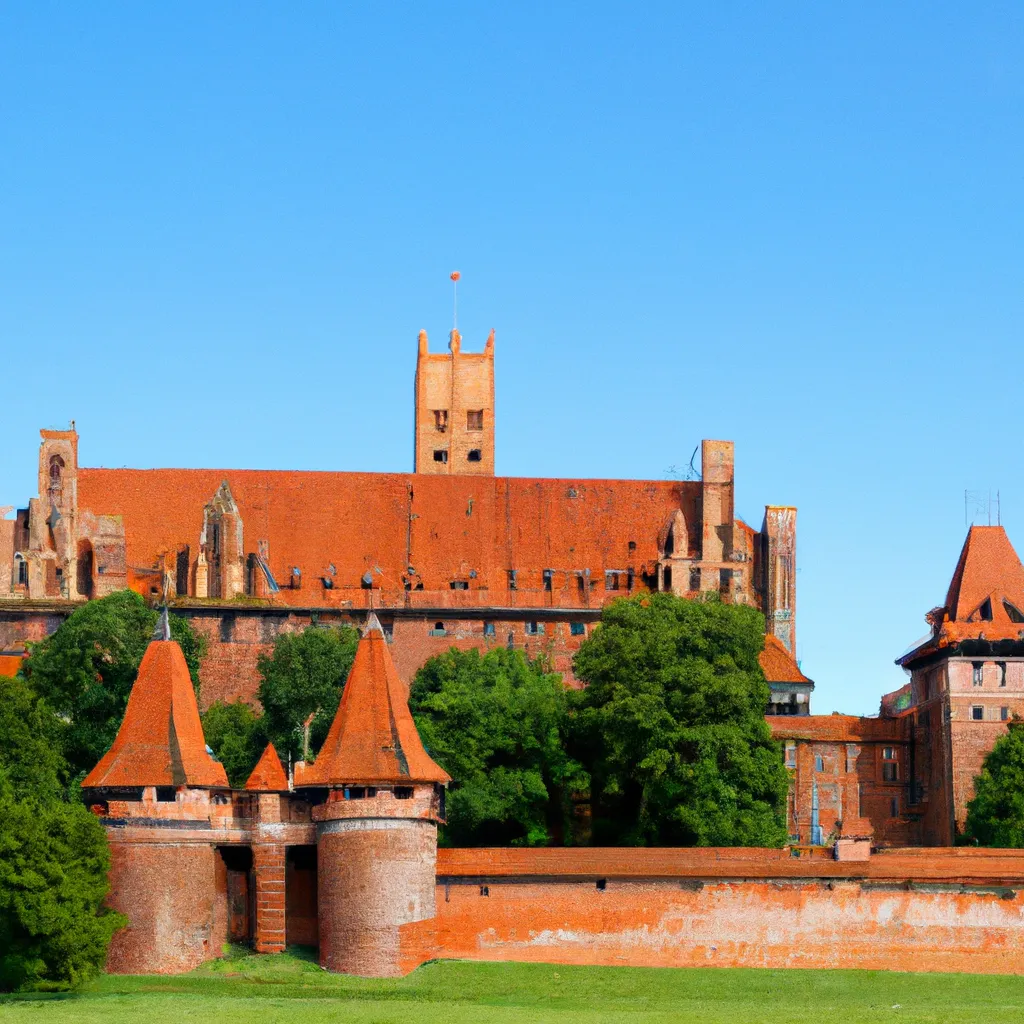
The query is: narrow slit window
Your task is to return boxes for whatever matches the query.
[973,662,984,687]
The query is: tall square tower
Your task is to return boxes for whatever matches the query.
[414,329,494,475]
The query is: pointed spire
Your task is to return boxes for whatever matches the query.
[245,743,289,792]
[82,639,228,790]
[298,614,450,788]
[945,526,1024,624]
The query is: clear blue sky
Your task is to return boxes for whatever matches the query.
[2,4,1022,715]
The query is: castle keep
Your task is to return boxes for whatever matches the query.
[0,327,803,709]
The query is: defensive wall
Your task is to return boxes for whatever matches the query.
[98,810,1024,977]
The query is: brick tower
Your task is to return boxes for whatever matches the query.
[81,615,230,973]
[414,328,495,475]
[298,613,450,976]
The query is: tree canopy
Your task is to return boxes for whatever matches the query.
[201,700,265,788]
[0,673,123,991]
[964,720,1024,847]
[20,590,206,780]
[256,624,359,764]
[570,593,789,847]
[410,647,588,847]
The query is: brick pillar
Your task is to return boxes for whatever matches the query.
[253,843,286,953]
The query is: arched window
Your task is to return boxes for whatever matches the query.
[48,455,65,501]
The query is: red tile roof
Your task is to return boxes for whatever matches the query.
[900,526,1024,664]
[759,633,811,684]
[245,743,289,791]
[299,614,450,787]
[0,654,24,678]
[767,714,909,743]
[82,640,229,789]
[76,467,699,604]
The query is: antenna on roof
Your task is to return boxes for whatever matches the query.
[450,271,461,331]
[965,489,1001,528]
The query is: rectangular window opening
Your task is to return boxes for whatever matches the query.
[467,449,482,462]
[525,621,545,636]
[507,569,518,590]
[433,449,449,464]
[689,568,701,591]
[605,570,621,591]
[570,622,586,636]
[483,621,495,637]
[814,755,824,772]
[449,580,469,590]
[394,787,414,800]
[1001,706,1010,721]
[543,569,553,592]
[155,787,176,803]
[784,742,796,768]
[433,410,448,432]
[999,662,1007,687]
[971,705,985,721]
[973,662,984,686]
[467,410,484,431]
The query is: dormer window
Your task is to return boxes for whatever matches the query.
[1005,600,1024,624]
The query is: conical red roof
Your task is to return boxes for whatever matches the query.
[299,614,449,787]
[83,640,228,789]
[945,526,1024,625]
[245,743,289,791]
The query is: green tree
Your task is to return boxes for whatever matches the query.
[0,674,124,992]
[964,720,1024,847]
[20,590,207,780]
[571,593,789,847]
[256,625,359,763]
[202,700,266,787]
[410,647,588,847]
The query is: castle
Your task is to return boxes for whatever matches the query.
[6,328,1024,976]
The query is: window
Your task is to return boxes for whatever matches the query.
[525,621,545,636]
[467,449,482,462]
[999,662,1007,687]
[814,755,824,772]
[430,621,447,636]
[596,879,607,891]
[979,598,993,622]
[1004,600,1024,623]
[973,662,984,687]
[483,621,495,637]
[543,569,554,591]
[433,449,448,464]
[570,622,586,637]
[689,568,701,591]
[971,705,985,721]
[882,763,899,782]
[1001,707,1010,721]
[15,556,28,587]
[719,568,731,592]
[663,567,672,591]
[890,797,899,819]
[394,787,413,800]
[785,742,796,768]
[449,580,469,590]
[155,787,176,803]
[433,409,448,432]
[507,569,518,590]
[467,410,484,431]
[605,571,621,591]
[479,885,490,896]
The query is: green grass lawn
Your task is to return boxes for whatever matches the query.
[4,948,1024,1023]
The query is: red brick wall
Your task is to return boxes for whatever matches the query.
[317,819,438,977]
[105,842,223,974]
[396,847,1024,975]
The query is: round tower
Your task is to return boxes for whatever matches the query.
[298,614,449,976]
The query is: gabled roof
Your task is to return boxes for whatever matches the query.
[82,640,228,789]
[245,743,289,792]
[899,526,1024,665]
[298,614,450,787]
[759,633,812,684]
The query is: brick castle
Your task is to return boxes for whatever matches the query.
[5,328,1024,975]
